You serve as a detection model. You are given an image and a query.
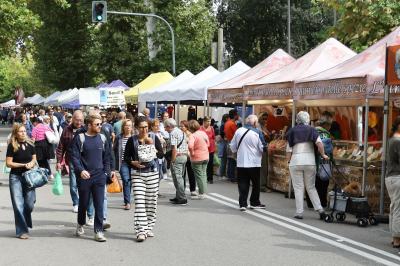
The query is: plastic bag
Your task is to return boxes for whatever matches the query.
[52,171,64,196]
[3,164,11,174]
[107,176,122,193]
[214,154,221,167]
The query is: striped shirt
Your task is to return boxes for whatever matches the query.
[121,136,129,161]
[32,123,51,141]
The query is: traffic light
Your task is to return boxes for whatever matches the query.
[92,1,107,23]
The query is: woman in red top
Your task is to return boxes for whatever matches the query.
[200,117,216,184]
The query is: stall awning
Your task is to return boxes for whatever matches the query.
[186,61,250,102]
[294,27,400,101]
[139,70,194,102]
[208,49,295,104]
[125,72,173,104]
[59,88,99,107]
[244,38,356,102]
[44,91,62,106]
[157,66,219,102]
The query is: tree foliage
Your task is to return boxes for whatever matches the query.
[0,0,40,58]
[317,0,400,52]
[217,0,333,66]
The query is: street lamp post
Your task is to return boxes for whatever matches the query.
[107,10,176,76]
[287,0,291,55]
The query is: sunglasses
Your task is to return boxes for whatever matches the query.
[93,123,102,127]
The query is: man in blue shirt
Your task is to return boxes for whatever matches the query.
[70,113,112,242]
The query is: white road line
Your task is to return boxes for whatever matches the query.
[210,192,400,263]
[207,193,399,266]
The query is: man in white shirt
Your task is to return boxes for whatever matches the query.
[230,115,265,211]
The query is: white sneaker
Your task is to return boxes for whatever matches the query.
[86,218,94,227]
[146,231,154,237]
[72,205,78,213]
[94,232,107,242]
[75,224,85,236]
[137,234,146,242]
[190,191,198,196]
[167,170,172,177]
[163,173,168,180]
[191,195,200,200]
[198,194,206,200]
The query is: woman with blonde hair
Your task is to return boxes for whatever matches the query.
[114,119,134,210]
[188,120,209,199]
[6,124,37,239]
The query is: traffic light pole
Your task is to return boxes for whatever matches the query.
[107,11,176,76]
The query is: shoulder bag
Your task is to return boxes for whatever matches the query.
[22,164,49,189]
[227,129,251,160]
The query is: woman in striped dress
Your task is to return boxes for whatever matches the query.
[124,116,164,242]
[113,119,133,210]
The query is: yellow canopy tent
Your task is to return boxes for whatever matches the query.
[124,72,174,104]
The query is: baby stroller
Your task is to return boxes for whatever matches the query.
[321,159,378,227]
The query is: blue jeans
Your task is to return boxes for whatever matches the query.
[120,162,131,204]
[227,158,237,181]
[217,140,227,176]
[69,162,79,206]
[70,162,94,218]
[9,174,36,237]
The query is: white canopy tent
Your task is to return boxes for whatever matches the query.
[186,61,250,102]
[0,99,16,108]
[44,91,62,106]
[30,94,45,105]
[156,66,220,102]
[58,87,100,108]
[139,70,195,103]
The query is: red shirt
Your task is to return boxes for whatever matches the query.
[224,119,237,141]
[200,126,215,153]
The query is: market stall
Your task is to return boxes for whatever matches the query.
[208,49,295,104]
[293,27,400,214]
[43,91,62,106]
[58,87,100,108]
[124,72,173,105]
[243,38,357,196]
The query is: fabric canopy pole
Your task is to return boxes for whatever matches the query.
[242,101,246,122]
[362,98,369,197]
[177,101,180,123]
[380,85,390,214]
[288,101,296,199]
[155,101,158,120]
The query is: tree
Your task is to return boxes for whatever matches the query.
[216,0,333,66]
[317,0,400,52]
[0,0,40,58]
[0,55,45,101]
[29,0,95,90]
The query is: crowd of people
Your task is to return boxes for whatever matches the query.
[7,105,400,248]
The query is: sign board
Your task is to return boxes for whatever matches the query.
[99,87,126,107]
[386,44,400,86]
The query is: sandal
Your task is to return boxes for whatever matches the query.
[124,204,131,210]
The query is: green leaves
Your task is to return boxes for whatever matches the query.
[318,0,400,52]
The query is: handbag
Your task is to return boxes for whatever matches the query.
[3,163,10,174]
[107,175,122,193]
[318,160,332,181]
[22,166,49,189]
[45,130,59,145]
[52,171,64,196]
[138,144,157,163]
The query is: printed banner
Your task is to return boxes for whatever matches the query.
[386,45,400,86]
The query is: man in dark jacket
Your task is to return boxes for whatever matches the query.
[70,113,112,242]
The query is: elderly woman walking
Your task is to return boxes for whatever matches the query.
[386,116,400,248]
[6,124,37,239]
[188,120,210,199]
[286,111,328,220]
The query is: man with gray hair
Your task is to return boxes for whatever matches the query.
[230,115,266,211]
[164,118,188,205]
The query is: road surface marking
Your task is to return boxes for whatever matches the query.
[207,193,399,266]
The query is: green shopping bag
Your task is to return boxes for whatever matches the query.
[3,164,10,174]
[52,171,64,196]
[214,154,221,167]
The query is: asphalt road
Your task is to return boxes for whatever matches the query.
[0,126,398,266]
